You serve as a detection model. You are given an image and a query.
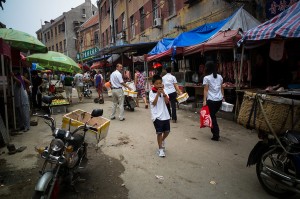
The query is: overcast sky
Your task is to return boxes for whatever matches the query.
[0,0,97,37]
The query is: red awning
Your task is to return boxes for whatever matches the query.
[183,30,242,56]
[78,63,90,71]
[91,61,106,69]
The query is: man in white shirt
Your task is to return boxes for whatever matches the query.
[110,63,132,121]
[74,72,84,102]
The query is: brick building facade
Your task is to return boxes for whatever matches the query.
[36,0,97,61]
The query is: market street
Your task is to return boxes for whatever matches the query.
[1,93,299,199]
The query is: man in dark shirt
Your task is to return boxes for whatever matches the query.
[31,70,43,109]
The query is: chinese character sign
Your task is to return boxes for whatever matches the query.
[266,0,299,19]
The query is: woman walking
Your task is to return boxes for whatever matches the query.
[162,66,182,123]
[203,61,224,141]
[134,67,149,108]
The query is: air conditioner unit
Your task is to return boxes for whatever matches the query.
[153,18,162,27]
[82,14,86,18]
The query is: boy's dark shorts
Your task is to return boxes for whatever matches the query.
[153,119,170,134]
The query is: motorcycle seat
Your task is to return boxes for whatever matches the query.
[286,131,300,144]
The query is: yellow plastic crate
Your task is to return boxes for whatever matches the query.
[62,109,110,142]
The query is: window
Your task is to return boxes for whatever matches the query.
[152,0,159,20]
[51,29,53,38]
[102,32,104,47]
[94,31,99,44]
[56,43,58,51]
[105,29,108,46]
[47,32,50,40]
[104,2,107,17]
[139,7,145,32]
[168,0,175,16]
[130,15,135,39]
[58,25,61,33]
[55,27,57,36]
[52,45,54,51]
[82,8,86,14]
[115,19,118,34]
[59,41,62,52]
[121,12,125,31]
[64,39,66,51]
[44,33,47,42]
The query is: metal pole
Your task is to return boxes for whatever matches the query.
[9,59,16,129]
[1,54,9,143]
[238,46,245,89]
[109,0,115,45]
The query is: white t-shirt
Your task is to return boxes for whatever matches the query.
[74,73,84,87]
[110,70,124,88]
[162,73,177,94]
[203,74,223,101]
[149,90,170,121]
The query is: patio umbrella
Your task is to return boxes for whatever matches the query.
[32,63,45,71]
[0,28,47,53]
[26,51,81,73]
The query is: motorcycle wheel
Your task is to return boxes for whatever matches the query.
[32,178,59,199]
[256,148,295,198]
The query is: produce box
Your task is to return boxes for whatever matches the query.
[51,105,67,115]
[62,109,110,142]
[176,93,189,103]
[50,99,70,106]
[237,91,300,134]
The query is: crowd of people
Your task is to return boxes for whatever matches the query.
[10,61,224,158]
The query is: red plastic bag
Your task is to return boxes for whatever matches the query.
[200,105,212,128]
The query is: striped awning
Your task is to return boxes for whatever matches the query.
[242,1,300,43]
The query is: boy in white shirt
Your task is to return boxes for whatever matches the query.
[149,75,171,157]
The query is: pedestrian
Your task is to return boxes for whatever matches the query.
[31,70,43,110]
[60,73,65,87]
[162,66,182,123]
[11,72,31,132]
[110,63,132,121]
[94,70,103,100]
[203,61,224,141]
[74,72,84,102]
[64,73,74,103]
[149,75,170,157]
[134,66,149,109]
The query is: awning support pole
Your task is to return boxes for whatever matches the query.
[1,54,10,143]
[238,46,245,89]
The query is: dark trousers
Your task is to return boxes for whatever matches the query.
[207,100,222,138]
[167,92,177,120]
[32,88,42,108]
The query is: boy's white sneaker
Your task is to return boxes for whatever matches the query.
[158,149,165,157]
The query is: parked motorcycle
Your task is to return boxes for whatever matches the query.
[247,131,300,198]
[32,109,103,199]
[83,83,92,98]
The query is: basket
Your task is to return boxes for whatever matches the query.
[124,90,130,96]
[62,109,110,142]
[221,102,234,112]
[237,92,300,134]
[128,91,138,98]
[176,93,189,103]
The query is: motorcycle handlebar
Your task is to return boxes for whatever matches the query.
[33,113,55,130]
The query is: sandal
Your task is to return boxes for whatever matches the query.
[145,104,148,109]
[16,146,27,153]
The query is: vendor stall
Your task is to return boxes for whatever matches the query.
[236,1,300,121]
